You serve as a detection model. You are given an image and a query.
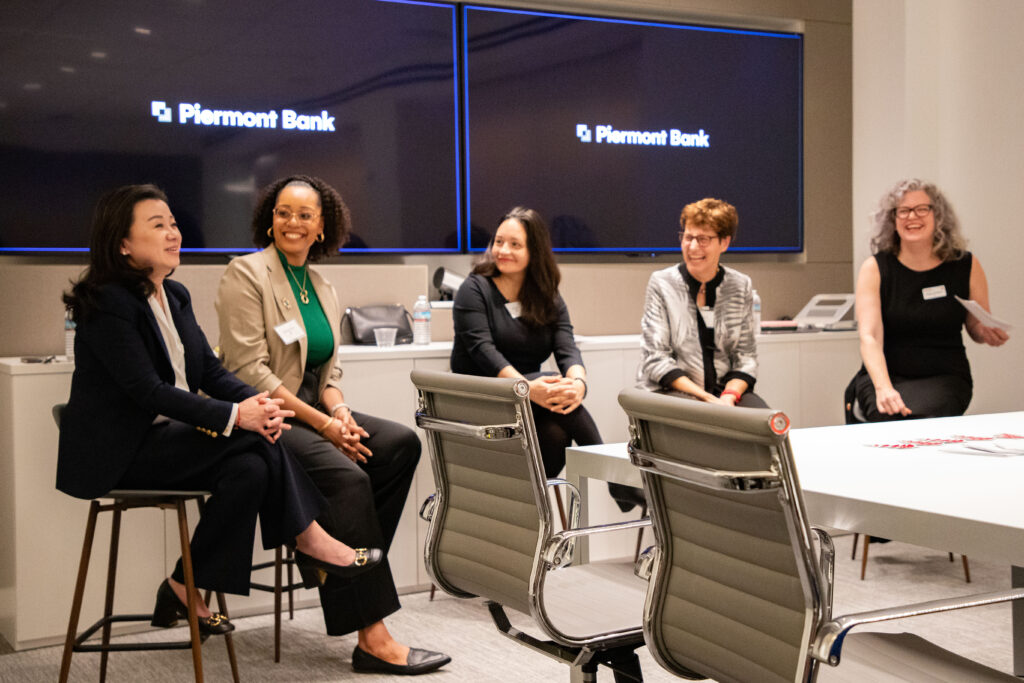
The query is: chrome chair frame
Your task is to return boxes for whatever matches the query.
[413,370,651,682]
[620,388,1024,682]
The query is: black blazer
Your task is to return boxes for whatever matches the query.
[57,279,255,499]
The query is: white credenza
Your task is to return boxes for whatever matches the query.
[0,330,859,649]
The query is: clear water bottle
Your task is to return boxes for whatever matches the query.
[64,307,76,361]
[412,295,431,344]
[752,289,762,333]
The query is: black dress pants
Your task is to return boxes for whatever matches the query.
[284,372,421,635]
[849,368,971,422]
[530,402,603,479]
[118,420,326,596]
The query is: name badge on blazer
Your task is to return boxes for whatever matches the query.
[699,307,715,326]
[922,285,947,301]
[505,301,522,319]
[274,319,306,345]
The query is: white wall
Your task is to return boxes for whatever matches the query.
[853,0,1024,414]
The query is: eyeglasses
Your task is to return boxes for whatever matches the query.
[894,204,933,220]
[272,207,320,224]
[678,232,718,247]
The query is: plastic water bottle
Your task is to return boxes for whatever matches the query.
[413,295,431,344]
[64,307,76,361]
[752,289,762,333]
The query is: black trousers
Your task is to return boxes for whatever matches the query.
[848,368,972,423]
[283,372,421,635]
[118,420,326,596]
[531,402,602,479]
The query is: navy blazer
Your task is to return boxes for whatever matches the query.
[57,279,255,499]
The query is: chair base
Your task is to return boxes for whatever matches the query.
[486,601,647,682]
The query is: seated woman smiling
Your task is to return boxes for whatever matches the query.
[637,197,766,408]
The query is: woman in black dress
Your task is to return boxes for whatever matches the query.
[450,206,599,479]
[847,179,1008,422]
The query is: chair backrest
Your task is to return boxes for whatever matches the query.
[411,369,551,617]
[618,388,826,683]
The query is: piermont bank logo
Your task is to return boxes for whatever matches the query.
[150,100,336,132]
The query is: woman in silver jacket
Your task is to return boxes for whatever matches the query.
[637,198,766,407]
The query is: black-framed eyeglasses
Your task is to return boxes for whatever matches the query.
[894,204,933,220]
[678,231,718,247]
[273,207,320,224]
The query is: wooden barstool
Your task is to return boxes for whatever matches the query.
[58,490,240,683]
[250,547,305,662]
[851,532,971,582]
[53,405,238,683]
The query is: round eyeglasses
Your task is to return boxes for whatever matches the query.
[272,207,320,224]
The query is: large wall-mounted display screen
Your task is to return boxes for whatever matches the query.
[463,6,803,253]
[0,0,461,253]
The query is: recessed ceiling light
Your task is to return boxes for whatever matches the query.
[24,83,42,90]
[134,27,152,35]
[91,51,107,59]
[60,66,76,74]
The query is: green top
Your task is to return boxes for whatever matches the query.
[275,248,334,369]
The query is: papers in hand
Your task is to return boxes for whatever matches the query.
[955,296,1013,331]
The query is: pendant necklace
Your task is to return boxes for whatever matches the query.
[285,262,310,304]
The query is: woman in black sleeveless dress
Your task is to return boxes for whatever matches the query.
[847,179,1008,422]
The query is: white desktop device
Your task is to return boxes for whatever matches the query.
[793,294,856,329]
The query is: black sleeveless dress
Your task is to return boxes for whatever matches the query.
[847,251,973,422]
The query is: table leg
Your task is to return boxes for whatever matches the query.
[1014,565,1024,677]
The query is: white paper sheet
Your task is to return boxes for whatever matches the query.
[955,296,1013,331]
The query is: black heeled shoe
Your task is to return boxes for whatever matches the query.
[293,547,383,587]
[150,579,235,635]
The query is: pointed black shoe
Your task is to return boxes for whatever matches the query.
[352,646,451,675]
[293,547,383,587]
[150,579,234,635]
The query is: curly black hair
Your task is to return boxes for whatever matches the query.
[251,175,351,261]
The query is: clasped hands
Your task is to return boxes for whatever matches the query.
[528,375,584,414]
[319,408,373,464]
[238,392,294,442]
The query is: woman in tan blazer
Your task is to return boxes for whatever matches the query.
[216,175,448,676]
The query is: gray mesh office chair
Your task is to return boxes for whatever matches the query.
[619,388,1024,682]
[412,369,651,682]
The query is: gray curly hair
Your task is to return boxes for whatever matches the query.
[869,179,967,262]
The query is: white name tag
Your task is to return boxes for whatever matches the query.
[274,319,306,345]
[505,301,522,319]
[699,307,715,326]
[922,285,947,301]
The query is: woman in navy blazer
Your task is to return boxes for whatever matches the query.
[57,184,380,635]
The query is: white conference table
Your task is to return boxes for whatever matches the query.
[566,411,1024,675]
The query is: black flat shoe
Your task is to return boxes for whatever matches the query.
[293,547,383,587]
[352,646,451,675]
[150,579,234,635]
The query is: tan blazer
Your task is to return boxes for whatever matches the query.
[216,247,344,399]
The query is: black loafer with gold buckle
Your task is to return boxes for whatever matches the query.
[150,579,235,636]
[294,547,383,587]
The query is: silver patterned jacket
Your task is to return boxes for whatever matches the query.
[637,264,758,391]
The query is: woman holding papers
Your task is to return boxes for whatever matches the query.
[847,178,1008,422]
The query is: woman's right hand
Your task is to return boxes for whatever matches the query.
[875,384,911,416]
[528,375,577,412]
[238,392,295,442]
[318,411,372,464]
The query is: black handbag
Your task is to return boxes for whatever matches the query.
[342,304,414,345]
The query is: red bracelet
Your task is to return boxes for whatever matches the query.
[721,389,742,402]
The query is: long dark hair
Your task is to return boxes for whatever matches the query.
[63,184,169,322]
[473,206,561,326]
[251,175,351,262]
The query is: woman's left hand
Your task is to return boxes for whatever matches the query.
[974,323,1010,347]
[548,377,584,415]
[336,410,372,463]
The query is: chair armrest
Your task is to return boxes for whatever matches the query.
[545,478,581,530]
[541,518,652,568]
[810,526,835,620]
[419,493,436,522]
[811,587,1024,666]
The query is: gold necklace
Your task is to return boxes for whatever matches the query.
[285,262,310,304]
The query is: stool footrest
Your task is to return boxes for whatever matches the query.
[74,614,206,652]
